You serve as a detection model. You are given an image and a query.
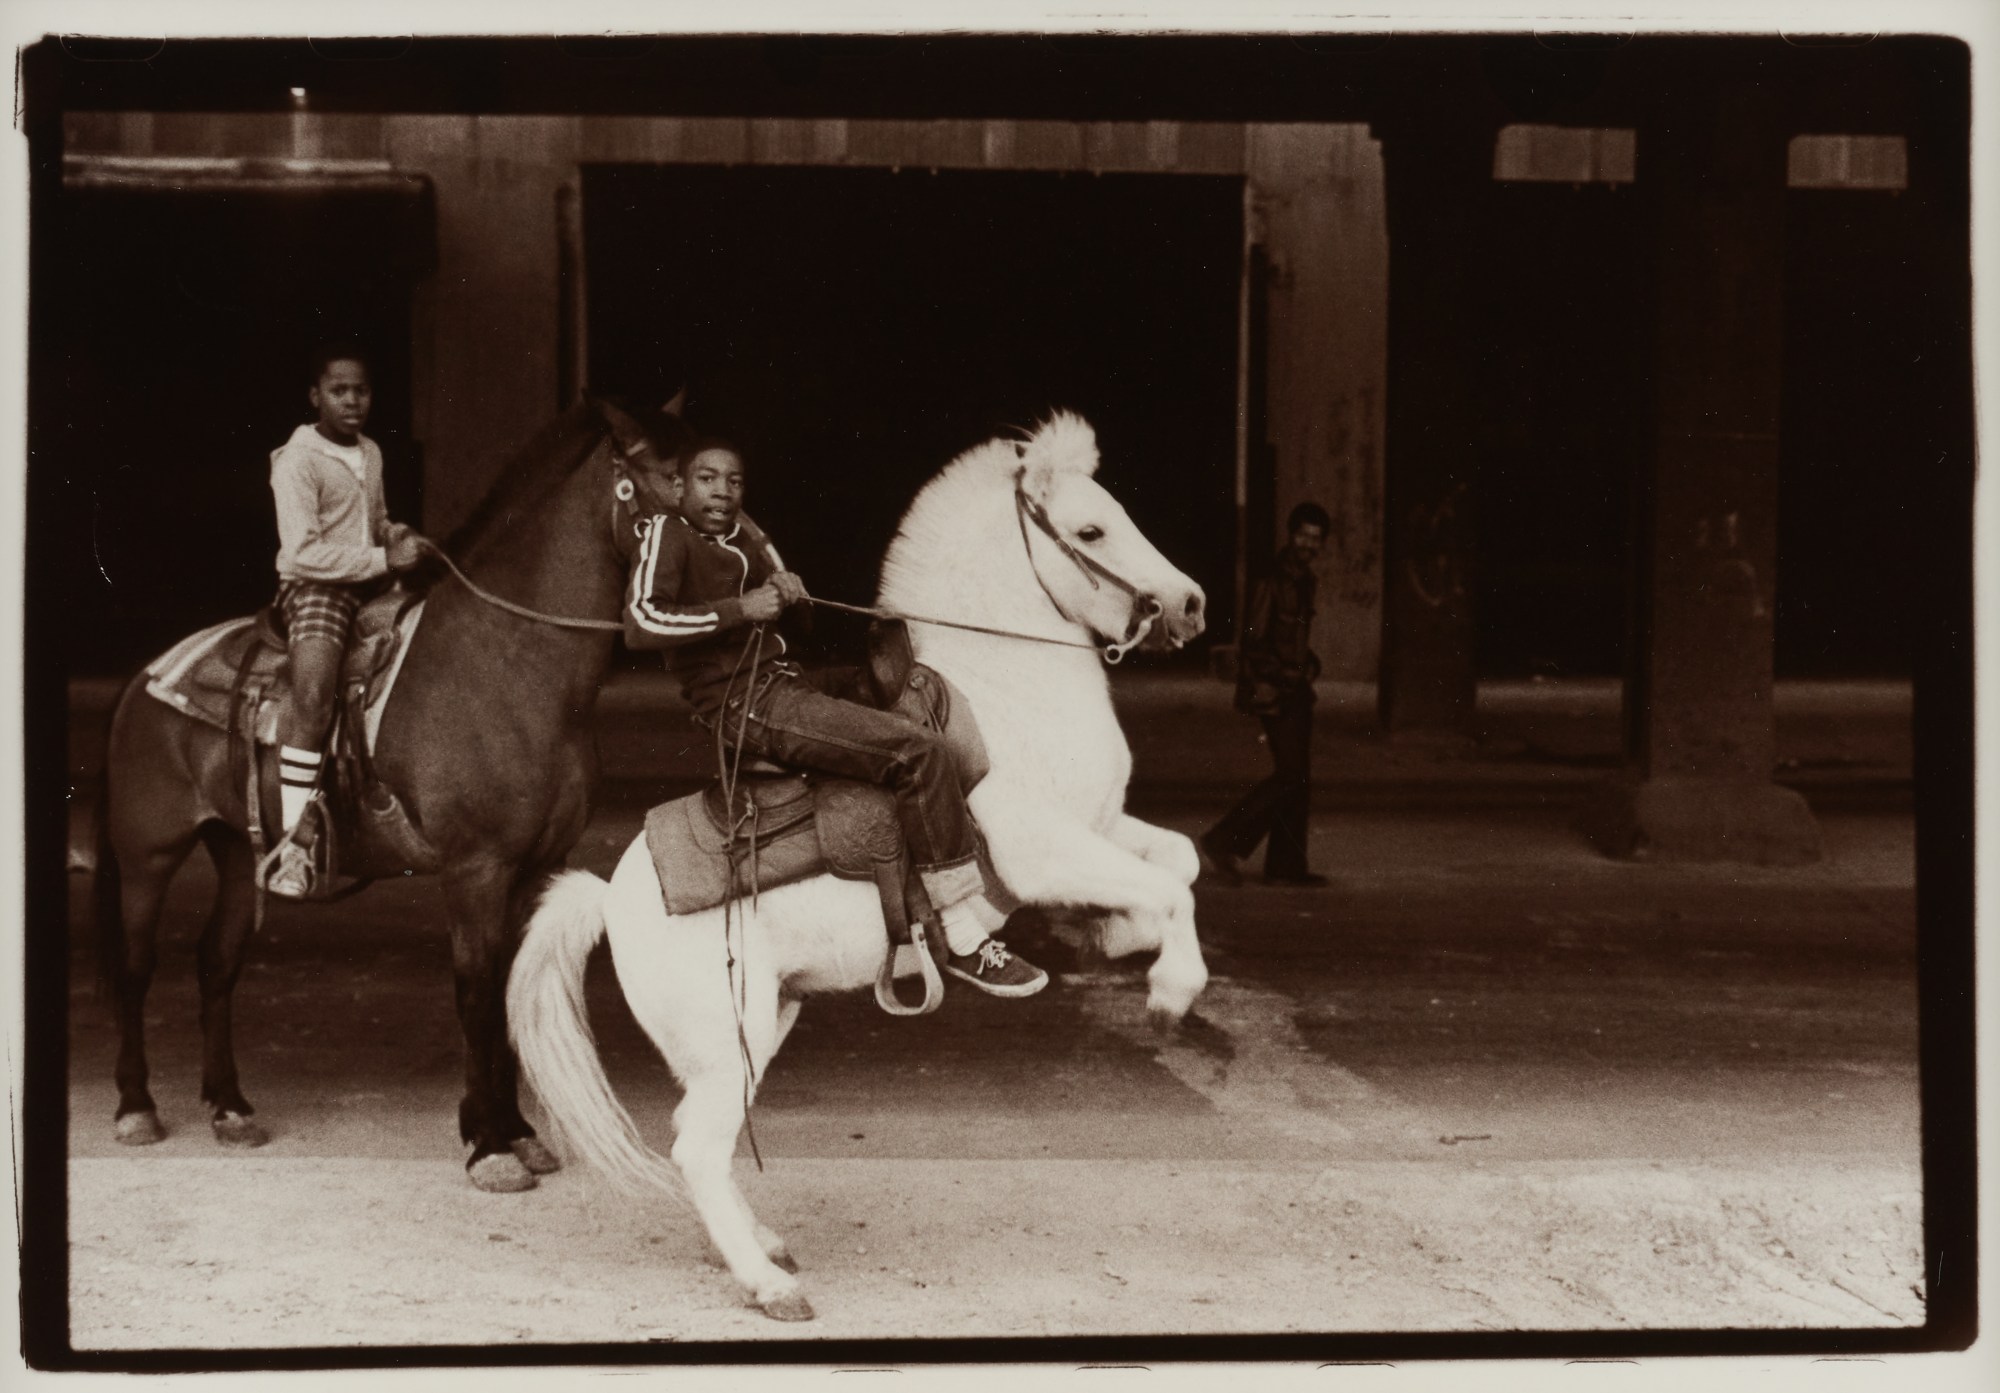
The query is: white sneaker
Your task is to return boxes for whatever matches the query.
[264,840,315,899]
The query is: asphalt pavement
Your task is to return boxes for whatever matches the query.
[57,672,1923,1347]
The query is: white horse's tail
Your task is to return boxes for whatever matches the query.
[508,870,687,1204]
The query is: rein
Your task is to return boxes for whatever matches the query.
[802,596,1100,652]
[419,540,626,632]
[422,464,1163,663]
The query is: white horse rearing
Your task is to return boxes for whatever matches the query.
[506,412,1210,1321]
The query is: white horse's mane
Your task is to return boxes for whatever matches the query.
[876,412,1099,628]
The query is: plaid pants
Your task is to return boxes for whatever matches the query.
[277,580,364,649]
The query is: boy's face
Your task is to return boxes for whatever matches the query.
[680,448,746,535]
[310,359,372,443]
[1290,522,1327,563]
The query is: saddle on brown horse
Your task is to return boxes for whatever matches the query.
[641,621,994,1016]
[142,586,439,897]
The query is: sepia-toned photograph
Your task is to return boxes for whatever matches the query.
[7,3,1987,1376]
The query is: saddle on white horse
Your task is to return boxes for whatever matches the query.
[141,588,438,891]
[640,622,993,1015]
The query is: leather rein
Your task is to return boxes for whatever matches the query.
[434,438,1164,663]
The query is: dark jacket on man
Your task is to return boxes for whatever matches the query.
[1236,545,1321,714]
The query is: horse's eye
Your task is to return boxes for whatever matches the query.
[1076,525,1105,544]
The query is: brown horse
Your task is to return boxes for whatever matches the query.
[94,397,685,1191]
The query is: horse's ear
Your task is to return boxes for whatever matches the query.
[594,395,645,441]
[660,387,688,418]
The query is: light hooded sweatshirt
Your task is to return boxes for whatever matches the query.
[270,423,392,584]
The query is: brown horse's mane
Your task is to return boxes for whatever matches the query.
[443,401,615,562]
[445,397,697,563]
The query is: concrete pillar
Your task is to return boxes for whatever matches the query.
[1579,83,1821,864]
[386,116,574,537]
[1374,116,1492,736]
[1246,124,1389,682]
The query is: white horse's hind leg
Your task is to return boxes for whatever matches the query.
[720,996,804,1274]
[659,951,812,1319]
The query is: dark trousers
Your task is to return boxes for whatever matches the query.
[724,669,978,876]
[1207,688,1314,877]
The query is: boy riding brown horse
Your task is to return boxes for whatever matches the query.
[265,344,429,896]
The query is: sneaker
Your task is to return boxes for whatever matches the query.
[943,939,1049,998]
[263,840,315,899]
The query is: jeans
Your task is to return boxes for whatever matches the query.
[1206,687,1314,877]
[723,669,984,904]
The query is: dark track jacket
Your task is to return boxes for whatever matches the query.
[623,510,792,716]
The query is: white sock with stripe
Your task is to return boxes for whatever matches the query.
[278,746,323,833]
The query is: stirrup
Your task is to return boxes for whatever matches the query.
[874,920,947,1017]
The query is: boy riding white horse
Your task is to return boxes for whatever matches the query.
[622,434,1048,997]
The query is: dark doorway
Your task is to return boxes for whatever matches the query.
[581,164,1243,663]
[48,173,433,676]
[1777,188,1927,678]
[1470,180,1650,678]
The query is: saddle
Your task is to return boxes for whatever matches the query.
[142,587,439,894]
[643,621,993,1016]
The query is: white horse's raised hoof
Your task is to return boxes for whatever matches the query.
[511,1136,563,1174]
[508,412,1211,1318]
[758,1291,816,1322]
[210,1110,269,1148]
[115,1109,166,1146]
[468,1150,539,1193]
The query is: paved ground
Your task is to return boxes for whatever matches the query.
[58,674,1923,1350]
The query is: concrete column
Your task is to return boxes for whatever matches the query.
[1246,124,1389,682]
[385,116,574,537]
[1579,84,1821,863]
[1375,116,1492,735]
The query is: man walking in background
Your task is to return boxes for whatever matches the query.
[1201,501,1331,888]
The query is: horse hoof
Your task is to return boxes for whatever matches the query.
[115,1111,166,1146]
[511,1137,563,1175]
[772,1250,801,1275]
[759,1291,816,1322]
[468,1151,539,1193]
[1147,1003,1185,1035]
[211,1112,269,1148]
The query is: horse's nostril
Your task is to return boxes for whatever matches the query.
[1183,594,1203,619]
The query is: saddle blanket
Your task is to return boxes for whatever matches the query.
[142,597,425,752]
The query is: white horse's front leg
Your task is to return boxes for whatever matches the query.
[984,809,1208,1025]
[1107,813,1201,888]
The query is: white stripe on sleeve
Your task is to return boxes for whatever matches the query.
[627,521,721,636]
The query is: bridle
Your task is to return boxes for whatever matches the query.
[1013,468,1166,665]
[416,432,670,633]
[608,435,667,563]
